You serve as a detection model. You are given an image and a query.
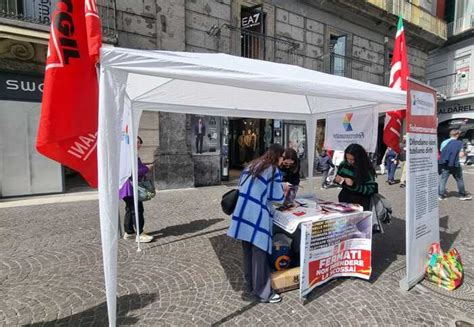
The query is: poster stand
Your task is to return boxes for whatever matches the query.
[400,77,439,291]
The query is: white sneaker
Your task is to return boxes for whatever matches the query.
[136,233,153,243]
[123,232,135,240]
[460,194,472,201]
[259,292,282,303]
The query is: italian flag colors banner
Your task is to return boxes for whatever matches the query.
[383,16,410,153]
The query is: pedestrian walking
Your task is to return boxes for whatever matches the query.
[328,150,345,185]
[316,149,335,189]
[119,136,154,243]
[227,144,286,303]
[438,129,472,201]
[334,143,378,210]
[385,147,398,185]
[399,137,407,188]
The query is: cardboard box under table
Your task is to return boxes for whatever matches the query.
[271,199,373,297]
[271,267,300,293]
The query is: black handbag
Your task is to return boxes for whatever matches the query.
[221,174,251,215]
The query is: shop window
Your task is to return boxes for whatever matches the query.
[285,124,306,160]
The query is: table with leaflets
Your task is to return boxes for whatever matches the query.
[272,198,373,298]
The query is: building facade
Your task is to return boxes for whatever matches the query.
[426,0,474,148]
[0,0,448,196]
[152,0,447,188]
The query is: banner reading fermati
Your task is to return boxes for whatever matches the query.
[300,211,373,297]
[324,107,378,152]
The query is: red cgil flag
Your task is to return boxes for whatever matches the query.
[383,16,410,154]
[37,0,102,187]
[85,0,102,62]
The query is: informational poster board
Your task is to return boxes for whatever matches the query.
[300,211,373,297]
[190,115,220,155]
[400,78,439,290]
[324,107,378,152]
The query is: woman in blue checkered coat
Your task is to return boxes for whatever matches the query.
[227,144,285,303]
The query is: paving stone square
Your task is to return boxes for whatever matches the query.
[1,167,474,326]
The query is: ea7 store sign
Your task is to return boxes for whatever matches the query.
[0,72,44,102]
[324,107,378,152]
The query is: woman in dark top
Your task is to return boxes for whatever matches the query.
[335,144,378,210]
[280,148,300,186]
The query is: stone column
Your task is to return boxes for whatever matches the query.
[154,0,194,189]
[154,113,194,189]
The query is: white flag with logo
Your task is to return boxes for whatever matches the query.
[324,107,378,152]
[119,106,132,189]
[119,104,143,190]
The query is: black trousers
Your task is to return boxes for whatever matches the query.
[195,135,204,154]
[321,169,330,187]
[123,197,144,234]
[338,188,371,211]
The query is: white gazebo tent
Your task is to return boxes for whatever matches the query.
[98,47,406,325]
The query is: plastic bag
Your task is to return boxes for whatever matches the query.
[137,179,156,202]
[425,243,463,291]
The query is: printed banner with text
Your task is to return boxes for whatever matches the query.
[402,78,439,290]
[300,211,373,297]
[324,108,378,152]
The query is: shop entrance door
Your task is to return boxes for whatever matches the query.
[0,101,63,197]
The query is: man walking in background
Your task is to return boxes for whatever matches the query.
[399,136,407,188]
[317,149,335,189]
[438,129,472,201]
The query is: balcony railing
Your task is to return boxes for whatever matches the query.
[214,25,300,65]
[367,0,447,39]
[0,0,117,42]
[447,14,474,37]
[211,25,386,85]
[429,73,472,99]
[320,53,385,85]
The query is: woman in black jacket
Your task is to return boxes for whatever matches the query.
[280,148,300,186]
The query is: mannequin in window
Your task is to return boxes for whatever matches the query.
[244,129,255,162]
[238,130,246,164]
[264,120,272,150]
[252,130,257,152]
[194,117,205,154]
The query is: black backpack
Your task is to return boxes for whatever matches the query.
[370,193,392,233]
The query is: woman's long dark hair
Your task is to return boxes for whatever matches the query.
[282,148,300,174]
[248,143,284,177]
[344,143,375,185]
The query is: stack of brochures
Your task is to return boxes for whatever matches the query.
[318,201,362,213]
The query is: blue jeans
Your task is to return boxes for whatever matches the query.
[438,166,466,196]
[387,161,398,181]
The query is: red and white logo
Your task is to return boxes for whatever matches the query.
[46,1,80,71]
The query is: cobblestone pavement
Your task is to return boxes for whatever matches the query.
[1,166,474,326]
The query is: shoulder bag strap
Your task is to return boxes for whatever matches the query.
[239,172,251,187]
